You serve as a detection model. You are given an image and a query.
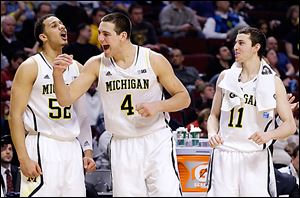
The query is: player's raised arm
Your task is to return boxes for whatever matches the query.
[52,54,100,107]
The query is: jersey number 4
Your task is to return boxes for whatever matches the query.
[121,94,134,115]
[228,107,244,128]
[49,98,71,119]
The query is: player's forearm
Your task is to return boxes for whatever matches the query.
[84,149,93,159]
[52,73,73,107]
[8,115,31,163]
[158,91,190,112]
[268,118,296,140]
[207,115,220,138]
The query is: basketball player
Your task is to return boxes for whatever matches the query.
[8,15,96,197]
[52,12,191,197]
[206,27,296,196]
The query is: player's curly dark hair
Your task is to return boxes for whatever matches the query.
[34,14,55,47]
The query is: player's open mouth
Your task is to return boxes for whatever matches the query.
[60,32,67,41]
[102,45,110,51]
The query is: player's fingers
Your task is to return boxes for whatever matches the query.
[209,137,219,147]
[55,56,73,65]
[215,135,223,144]
[35,163,43,176]
[136,104,143,111]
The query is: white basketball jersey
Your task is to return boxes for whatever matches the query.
[98,45,170,138]
[218,76,275,152]
[23,52,81,140]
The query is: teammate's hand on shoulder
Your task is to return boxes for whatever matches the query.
[83,156,96,173]
[53,54,73,75]
[208,134,223,148]
[136,102,158,117]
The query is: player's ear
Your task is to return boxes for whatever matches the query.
[39,34,47,42]
[120,31,128,41]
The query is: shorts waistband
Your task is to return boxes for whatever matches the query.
[27,131,76,142]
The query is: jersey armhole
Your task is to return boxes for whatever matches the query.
[146,48,157,78]
[31,56,40,87]
[98,55,104,86]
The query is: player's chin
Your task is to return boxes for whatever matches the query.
[61,40,68,46]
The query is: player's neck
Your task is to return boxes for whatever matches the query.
[240,56,260,82]
[41,47,63,65]
[112,43,136,67]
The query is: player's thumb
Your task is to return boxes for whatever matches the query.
[36,164,43,175]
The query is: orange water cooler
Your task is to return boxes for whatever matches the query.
[176,147,212,197]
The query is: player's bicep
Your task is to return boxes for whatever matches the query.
[10,60,36,116]
[275,76,294,122]
[69,57,99,101]
[150,52,187,96]
[210,72,224,118]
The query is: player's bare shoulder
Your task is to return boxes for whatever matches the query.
[15,56,38,83]
[82,54,102,76]
[149,49,172,76]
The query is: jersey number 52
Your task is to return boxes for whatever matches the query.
[48,98,71,119]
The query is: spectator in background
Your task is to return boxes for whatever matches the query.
[265,49,282,78]
[279,146,299,185]
[169,48,203,93]
[55,1,89,33]
[128,3,161,51]
[265,48,297,94]
[1,50,27,136]
[159,1,204,38]
[18,2,53,52]
[1,135,20,197]
[206,45,234,82]
[266,36,295,78]
[1,53,9,69]
[89,7,108,49]
[1,15,25,61]
[4,1,35,33]
[189,1,215,25]
[194,82,215,110]
[98,1,130,13]
[202,1,248,39]
[257,19,271,38]
[63,23,100,65]
[230,1,253,25]
[283,5,299,60]
[186,107,210,138]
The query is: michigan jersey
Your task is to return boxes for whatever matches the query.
[98,45,169,138]
[218,76,275,152]
[23,52,81,140]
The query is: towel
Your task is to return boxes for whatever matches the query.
[218,59,276,116]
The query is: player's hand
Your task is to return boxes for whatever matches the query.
[287,93,299,113]
[136,102,158,117]
[208,134,223,148]
[53,54,73,76]
[248,131,272,145]
[19,158,42,178]
[83,157,96,173]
